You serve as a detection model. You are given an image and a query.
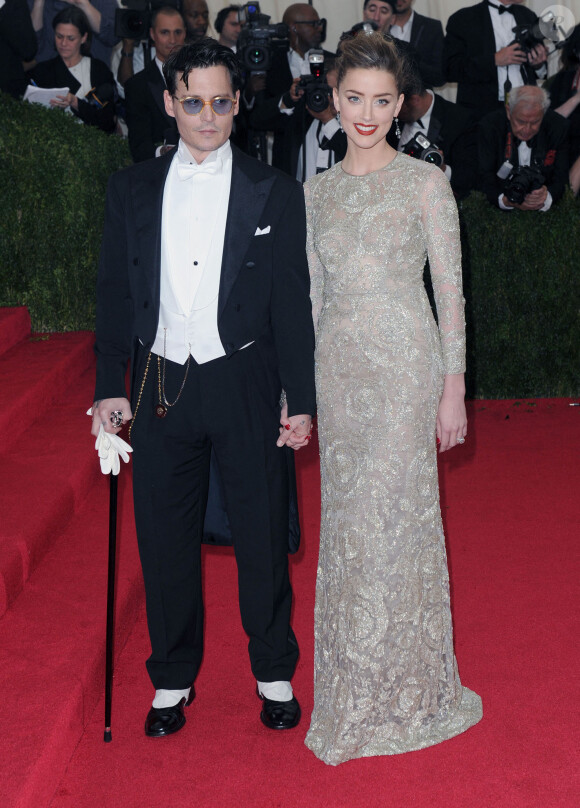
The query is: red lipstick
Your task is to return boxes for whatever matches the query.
[354,124,378,135]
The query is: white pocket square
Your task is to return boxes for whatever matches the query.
[254,225,271,236]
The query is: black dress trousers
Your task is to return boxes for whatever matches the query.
[130,344,299,690]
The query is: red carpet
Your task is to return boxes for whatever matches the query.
[0,313,578,807]
[50,400,579,808]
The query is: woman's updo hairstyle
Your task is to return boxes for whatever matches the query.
[336,31,410,97]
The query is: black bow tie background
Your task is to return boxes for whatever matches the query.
[488,1,513,14]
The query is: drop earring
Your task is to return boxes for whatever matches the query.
[336,111,343,131]
[395,117,401,139]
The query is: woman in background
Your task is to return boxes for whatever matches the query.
[28,6,116,133]
[304,33,482,766]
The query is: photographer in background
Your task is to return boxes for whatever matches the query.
[396,73,478,200]
[124,5,185,161]
[362,0,395,35]
[251,58,345,180]
[478,85,569,211]
[390,0,445,88]
[216,4,242,51]
[250,3,334,172]
[546,25,580,192]
[183,0,209,43]
[444,0,547,121]
[29,0,119,66]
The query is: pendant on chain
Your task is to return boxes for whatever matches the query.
[155,403,168,418]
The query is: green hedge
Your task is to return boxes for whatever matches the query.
[459,190,580,398]
[0,92,130,332]
[0,92,578,397]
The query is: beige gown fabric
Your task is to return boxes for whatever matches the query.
[304,154,482,765]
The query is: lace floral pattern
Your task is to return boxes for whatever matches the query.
[304,155,482,766]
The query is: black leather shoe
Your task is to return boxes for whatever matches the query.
[257,687,301,730]
[144,687,195,738]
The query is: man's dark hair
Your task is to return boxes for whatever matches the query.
[150,4,183,31]
[363,0,397,11]
[163,38,243,95]
[215,5,241,34]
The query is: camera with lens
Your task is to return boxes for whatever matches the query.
[237,2,289,73]
[115,0,178,40]
[402,133,443,167]
[298,50,331,113]
[511,23,545,55]
[503,164,545,205]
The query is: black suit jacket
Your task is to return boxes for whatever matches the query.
[252,47,338,174]
[0,0,37,98]
[249,96,347,178]
[444,1,543,119]
[94,144,316,419]
[427,94,478,199]
[409,11,445,88]
[28,56,116,132]
[124,60,178,163]
[478,108,570,206]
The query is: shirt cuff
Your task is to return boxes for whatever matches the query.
[155,145,164,157]
[278,97,294,116]
[444,164,452,181]
[540,191,552,212]
[498,193,514,210]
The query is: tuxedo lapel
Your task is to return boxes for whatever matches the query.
[218,148,275,318]
[146,61,171,122]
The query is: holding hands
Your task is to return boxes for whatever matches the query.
[277,402,313,451]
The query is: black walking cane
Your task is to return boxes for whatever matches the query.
[104,471,118,742]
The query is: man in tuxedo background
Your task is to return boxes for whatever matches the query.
[389,0,445,88]
[250,3,335,174]
[362,0,396,34]
[478,84,569,210]
[91,39,315,738]
[443,0,547,120]
[124,5,186,162]
[396,74,479,199]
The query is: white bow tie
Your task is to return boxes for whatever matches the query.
[177,160,220,181]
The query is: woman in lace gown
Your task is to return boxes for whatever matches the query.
[304,33,482,765]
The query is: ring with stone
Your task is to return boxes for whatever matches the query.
[457,437,465,444]
[110,410,123,428]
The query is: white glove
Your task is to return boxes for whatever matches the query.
[94,424,133,475]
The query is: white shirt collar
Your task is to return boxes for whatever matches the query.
[177,138,232,170]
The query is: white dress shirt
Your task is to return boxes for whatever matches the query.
[68,56,92,100]
[151,139,233,364]
[296,116,341,181]
[390,11,414,43]
[488,4,525,101]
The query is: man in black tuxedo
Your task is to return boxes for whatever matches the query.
[250,61,346,180]
[396,78,478,199]
[444,0,547,121]
[478,84,569,210]
[0,0,37,98]
[91,40,315,738]
[124,6,186,162]
[390,0,444,88]
[250,3,335,173]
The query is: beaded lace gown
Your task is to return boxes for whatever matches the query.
[304,154,482,765]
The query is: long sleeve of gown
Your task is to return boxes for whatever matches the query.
[304,181,324,335]
[420,168,466,375]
